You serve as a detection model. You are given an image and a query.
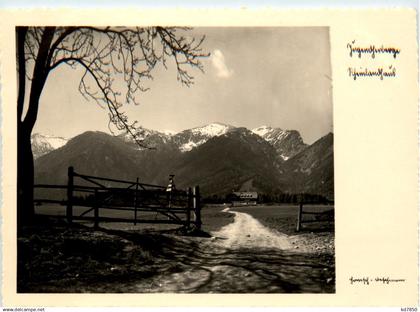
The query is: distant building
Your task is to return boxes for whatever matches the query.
[230,191,258,206]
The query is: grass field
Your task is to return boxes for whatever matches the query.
[34,203,333,235]
[35,203,235,233]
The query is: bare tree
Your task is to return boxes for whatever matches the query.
[17,26,208,227]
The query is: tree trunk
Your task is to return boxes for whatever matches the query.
[17,27,55,229]
[17,123,35,228]
[17,27,31,229]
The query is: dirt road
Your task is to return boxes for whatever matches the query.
[19,208,335,293]
[126,208,335,293]
[213,208,293,250]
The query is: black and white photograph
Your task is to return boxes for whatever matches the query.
[17,26,334,293]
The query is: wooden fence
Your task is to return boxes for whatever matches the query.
[34,166,202,230]
[296,201,334,232]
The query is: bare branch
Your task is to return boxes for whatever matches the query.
[23,26,209,148]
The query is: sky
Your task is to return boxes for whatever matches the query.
[32,27,332,144]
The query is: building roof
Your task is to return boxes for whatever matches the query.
[232,191,258,199]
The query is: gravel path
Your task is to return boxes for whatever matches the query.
[129,208,335,293]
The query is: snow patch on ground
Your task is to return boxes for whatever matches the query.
[280,155,289,161]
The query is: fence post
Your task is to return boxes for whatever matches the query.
[193,186,202,230]
[134,177,139,225]
[296,201,303,232]
[186,187,192,229]
[66,166,74,224]
[94,189,99,229]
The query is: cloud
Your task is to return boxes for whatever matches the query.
[211,49,233,78]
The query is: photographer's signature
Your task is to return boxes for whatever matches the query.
[349,276,406,285]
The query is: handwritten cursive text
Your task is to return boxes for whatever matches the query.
[348,66,396,80]
[347,40,400,59]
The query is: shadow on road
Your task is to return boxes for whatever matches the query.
[18,221,335,293]
[98,227,335,293]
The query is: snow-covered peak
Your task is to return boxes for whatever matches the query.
[162,129,176,136]
[31,133,68,159]
[190,122,232,137]
[172,123,234,153]
[252,126,290,143]
[118,127,174,146]
[31,133,68,149]
[252,126,307,160]
[252,125,275,137]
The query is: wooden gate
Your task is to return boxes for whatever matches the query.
[34,166,201,230]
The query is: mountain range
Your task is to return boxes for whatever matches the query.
[32,123,334,200]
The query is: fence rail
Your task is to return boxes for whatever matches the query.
[296,201,334,232]
[34,166,201,230]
